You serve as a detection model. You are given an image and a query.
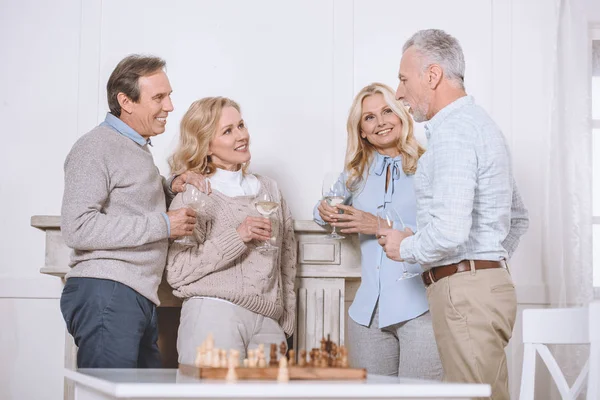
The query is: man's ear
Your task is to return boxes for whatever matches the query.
[117,92,134,114]
[428,64,443,89]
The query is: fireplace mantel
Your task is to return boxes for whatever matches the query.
[32,215,362,399]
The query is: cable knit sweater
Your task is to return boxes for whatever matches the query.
[165,175,297,336]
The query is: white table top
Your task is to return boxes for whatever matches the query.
[65,368,491,399]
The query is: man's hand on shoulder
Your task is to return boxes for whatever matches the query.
[171,171,212,194]
[167,208,197,239]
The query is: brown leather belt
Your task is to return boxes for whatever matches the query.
[422,260,504,287]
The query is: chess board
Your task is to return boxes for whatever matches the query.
[178,363,367,380]
[187,334,365,381]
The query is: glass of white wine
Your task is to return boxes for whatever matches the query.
[254,191,279,253]
[376,206,418,280]
[173,178,209,247]
[322,172,346,240]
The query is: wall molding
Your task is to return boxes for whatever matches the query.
[0,276,63,299]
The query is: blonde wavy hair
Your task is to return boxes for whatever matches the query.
[169,97,250,176]
[345,83,424,191]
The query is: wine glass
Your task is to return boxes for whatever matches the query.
[254,191,280,253]
[376,206,418,280]
[173,178,209,247]
[322,172,345,240]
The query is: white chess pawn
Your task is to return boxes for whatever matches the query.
[195,345,204,367]
[220,349,228,368]
[248,349,257,368]
[206,333,215,350]
[277,356,289,383]
[225,355,238,383]
[230,349,241,368]
[212,349,221,368]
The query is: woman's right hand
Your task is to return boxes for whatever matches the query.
[317,200,339,224]
[237,216,272,243]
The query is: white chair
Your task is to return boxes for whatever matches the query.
[519,307,589,400]
[588,301,600,400]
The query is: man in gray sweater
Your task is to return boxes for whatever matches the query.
[60,55,197,368]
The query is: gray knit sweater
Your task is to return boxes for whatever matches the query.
[61,125,170,305]
[165,175,297,336]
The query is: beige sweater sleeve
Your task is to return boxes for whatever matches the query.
[278,192,297,336]
[165,195,247,290]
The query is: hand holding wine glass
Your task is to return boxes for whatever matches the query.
[253,191,280,253]
[322,172,346,240]
[173,178,209,247]
[376,206,418,280]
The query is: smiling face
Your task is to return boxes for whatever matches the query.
[359,93,402,157]
[396,46,432,123]
[119,70,174,139]
[208,106,251,171]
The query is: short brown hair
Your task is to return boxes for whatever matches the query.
[106,55,166,117]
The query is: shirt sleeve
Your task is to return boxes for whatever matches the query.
[501,178,529,258]
[400,127,477,265]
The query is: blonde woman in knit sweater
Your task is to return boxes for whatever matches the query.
[166,97,297,365]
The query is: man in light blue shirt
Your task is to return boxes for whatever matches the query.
[379,30,528,399]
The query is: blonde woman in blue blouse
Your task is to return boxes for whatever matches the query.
[314,83,442,379]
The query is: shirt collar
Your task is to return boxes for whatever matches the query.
[424,95,474,140]
[372,151,402,175]
[211,168,244,187]
[101,112,151,146]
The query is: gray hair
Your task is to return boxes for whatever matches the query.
[402,29,465,88]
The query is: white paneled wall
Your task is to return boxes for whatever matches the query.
[1,0,598,398]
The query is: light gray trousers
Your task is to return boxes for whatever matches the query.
[347,305,443,380]
[177,298,286,365]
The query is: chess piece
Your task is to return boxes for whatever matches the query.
[219,349,228,368]
[320,337,327,352]
[298,350,307,367]
[269,343,278,366]
[330,344,338,367]
[258,349,267,368]
[206,333,214,350]
[225,355,238,383]
[339,346,349,368]
[288,349,296,366]
[319,350,327,368]
[230,349,241,368]
[212,348,221,368]
[248,349,257,367]
[279,341,287,357]
[277,355,289,383]
[309,349,318,367]
[195,345,204,367]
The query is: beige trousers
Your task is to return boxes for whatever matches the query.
[426,266,517,400]
[177,298,286,365]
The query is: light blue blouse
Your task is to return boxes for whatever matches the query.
[313,152,429,328]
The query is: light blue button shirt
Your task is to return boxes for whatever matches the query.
[101,113,171,236]
[399,96,529,268]
[313,152,429,328]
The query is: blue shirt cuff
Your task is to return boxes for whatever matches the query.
[161,213,171,237]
